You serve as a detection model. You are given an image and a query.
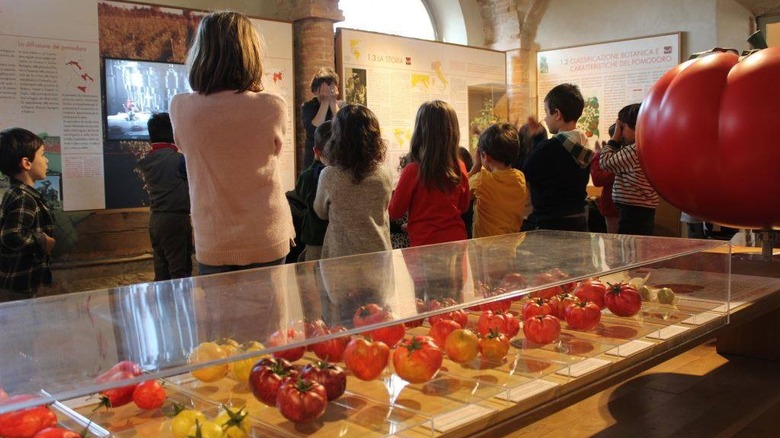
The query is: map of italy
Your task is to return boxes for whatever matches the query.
[349,39,361,60]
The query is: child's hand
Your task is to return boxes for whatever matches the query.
[44,234,55,254]
[612,119,624,142]
[527,116,544,135]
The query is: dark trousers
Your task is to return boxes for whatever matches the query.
[198,257,285,276]
[149,212,193,281]
[522,214,588,232]
[616,203,656,236]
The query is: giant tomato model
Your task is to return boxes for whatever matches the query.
[638,47,780,229]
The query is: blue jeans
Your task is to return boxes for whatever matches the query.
[198,257,286,276]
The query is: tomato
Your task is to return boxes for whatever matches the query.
[276,378,328,424]
[476,310,506,336]
[248,357,298,406]
[547,268,577,293]
[0,388,8,401]
[343,337,389,381]
[392,336,443,384]
[0,404,57,438]
[428,318,461,348]
[188,342,229,382]
[132,380,166,410]
[95,360,142,383]
[549,293,578,319]
[604,282,643,317]
[170,407,206,438]
[98,370,137,409]
[220,338,241,357]
[564,300,602,331]
[301,361,347,401]
[444,329,479,363]
[429,309,469,329]
[478,330,510,361]
[499,272,528,292]
[310,326,351,363]
[268,328,306,362]
[229,341,267,383]
[574,279,608,310]
[353,304,406,347]
[530,273,564,299]
[404,298,426,328]
[304,319,329,349]
[188,420,223,438]
[33,427,80,438]
[521,298,553,321]
[478,297,512,313]
[637,47,780,229]
[523,315,561,345]
[216,406,250,438]
[503,312,520,338]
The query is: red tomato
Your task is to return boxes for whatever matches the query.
[248,357,298,406]
[310,325,351,363]
[0,404,57,438]
[574,279,608,310]
[547,268,577,293]
[523,315,561,345]
[429,309,469,328]
[478,297,512,313]
[478,330,510,361]
[353,304,406,347]
[499,272,528,292]
[268,328,306,362]
[503,312,520,338]
[98,370,137,409]
[392,336,443,384]
[428,318,461,348]
[301,362,347,401]
[304,319,329,351]
[444,329,479,363]
[34,427,81,438]
[521,298,553,321]
[404,299,426,328]
[276,378,328,424]
[549,293,577,319]
[604,283,643,317]
[530,273,564,299]
[564,300,602,331]
[365,323,406,349]
[132,380,166,410]
[476,310,506,336]
[638,47,780,229]
[343,337,389,381]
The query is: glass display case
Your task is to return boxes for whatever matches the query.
[0,231,731,437]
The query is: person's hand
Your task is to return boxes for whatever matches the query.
[527,116,544,135]
[612,119,623,142]
[317,83,335,103]
[596,140,605,152]
[44,234,55,255]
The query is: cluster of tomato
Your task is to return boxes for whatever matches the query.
[0,391,66,438]
[169,404,251,438]
[93,360,166,412]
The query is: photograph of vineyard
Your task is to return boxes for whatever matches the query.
[98,1,204,208]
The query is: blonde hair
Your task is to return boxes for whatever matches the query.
[409,100,462,191]
[187,11,264,94]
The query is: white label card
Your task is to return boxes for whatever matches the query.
[431,404,496,433]
[647,325,690,340]
[606,340,655,357]
[556,358,611,378]
[495,380,559,403]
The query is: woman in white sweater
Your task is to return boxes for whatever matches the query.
[170,11,294,275]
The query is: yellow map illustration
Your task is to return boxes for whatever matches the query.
[349,39,361,60]
[393,128,412,147]
[411,74,432,90]
[431,60,448,91]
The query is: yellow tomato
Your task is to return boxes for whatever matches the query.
[229,341,267,383]
[221,339,241,357]
[216,406,251,438]
[188,419,224,438]
[170,409,206,438]
[189,342,229,382]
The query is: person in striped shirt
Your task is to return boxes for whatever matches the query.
[600,103,659,236]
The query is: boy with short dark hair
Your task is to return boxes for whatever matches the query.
[468,123,528,237]
[294,120,331,261]
[0,128,55,301]
[138,112,192,280]
[522,83,593,231]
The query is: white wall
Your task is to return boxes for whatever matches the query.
[535,0,720,59]
[717,0,754,51]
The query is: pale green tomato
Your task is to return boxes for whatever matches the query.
[639,285,656,302]
[170,409,206,438]
[657,287,676,305]
[188,420,224,438]
[216,407,251,438]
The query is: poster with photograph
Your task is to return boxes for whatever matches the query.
[336,28,506,185]
[536,33,681,147]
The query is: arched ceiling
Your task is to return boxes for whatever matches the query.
[733,0,780,16]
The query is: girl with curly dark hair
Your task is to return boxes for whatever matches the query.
[313,104,392,259]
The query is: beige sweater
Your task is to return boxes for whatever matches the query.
[170,90,294,266]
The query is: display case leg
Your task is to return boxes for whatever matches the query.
[758,229,776,262]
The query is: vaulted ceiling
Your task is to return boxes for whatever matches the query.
[734,0,780,16]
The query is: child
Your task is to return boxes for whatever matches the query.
[591,123,619,233]
[170,11,294,275]
[313,104,392,259]
[600,103,659,236]
[458,146,475,238]
[468,123,528,238]
[301,68,343,168]
[137,112,192,281]
[388,100,470,246]
[294,121,331,261]
[0,128,55,301]
[522,83,592,231]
